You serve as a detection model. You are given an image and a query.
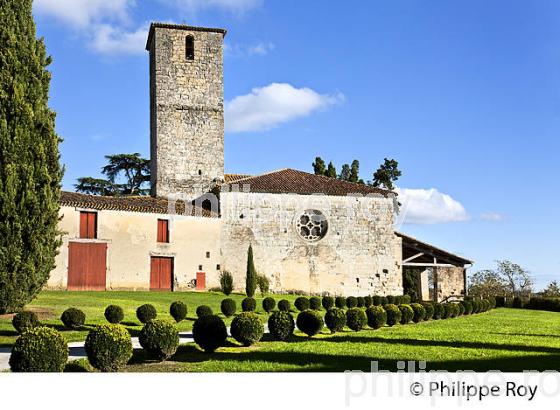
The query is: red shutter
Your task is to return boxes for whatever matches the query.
[157,219,169,243]
[80,212,97,239]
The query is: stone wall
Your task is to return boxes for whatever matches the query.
[148,26,224,200]
[220,191,402,296]
[435,266,466,301]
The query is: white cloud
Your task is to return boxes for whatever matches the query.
[34,0,133,28]
[90,24,149,55]
[247,42,275,56]
[225,41,275,57]
[225,83,344,132]
[162,0,263,14]
[396,187,470,225]
[480,212,505,221]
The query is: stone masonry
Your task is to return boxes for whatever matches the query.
[220,191,403,296]
[147,24,226,200]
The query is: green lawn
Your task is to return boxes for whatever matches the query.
[2,291,560,372]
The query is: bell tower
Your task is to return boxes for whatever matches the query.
[146,23,226,199]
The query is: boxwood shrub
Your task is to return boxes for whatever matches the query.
[321,296,335,310]
[196,305,214,317]
[295,297,310,312]
[460,300,473,315]
[324,307,346,333]
[85,324,133,372]
[364,296,373,308]
[356,297,365,308]
[230,312,264,346]
[309,296,322,310]
[61,308,86,329]
[268,311,295,341]
[335,296,346,309]
[380,296,388,306]
[242,297,257,312]
[372,296,382,306]
[192,315,227,353]
[402,295,412,304]
[495,296,506,308]
[9,327,68,372]
[296,310,323,337]
[104,305,124,324]
[442,303,453,319]
[457,302,465,316]
[278,299,291,312]
[366,306,387,329]
[346,296,358,309]
[432,303,444,320]
[410,303,426,323]
[139,319,179,361]
[262,297,276,313]
[399,304,414,324]
[221,298,236,317]
[170,301,188,323]
[12,311,40,334]
[346,307,367,331]
[385,304,401,326]
[136,304,157,323]
[387,296,395,304]
[421,302,434,320]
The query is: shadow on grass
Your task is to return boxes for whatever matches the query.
[491,332,560,339]
[0,330,18,337]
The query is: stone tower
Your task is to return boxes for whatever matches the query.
[146,23,226,199]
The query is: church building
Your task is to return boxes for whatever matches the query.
[47,23,472,301]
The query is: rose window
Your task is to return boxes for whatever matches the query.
[296,209,328,241]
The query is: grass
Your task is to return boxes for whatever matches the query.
[2,291,560,372]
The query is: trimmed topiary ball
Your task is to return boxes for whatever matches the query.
[346,307,367,331]
[221,298,237,317]
[139,319,179,361]
[385,304,402,327]
[432,303,444,320]
[379,296,388,306]
[9,327,68,372]
[372,296,382,306]
[421,302,434,320]
[196,305,213,318]
[399,304,414,324]
[230,312,264,346]
[364,296,373,308]
[268,311,295,341]
[335,296,346,309]
[309,296,321,310]
[104,305,124,324]
[296,310,323,337]
[387,296,395,304]
[193,315,227,353]
[136,304,157,323]
[322,296,335,310]
[402,295,412,304]
[324,308,346,333]
[85,324,133,372]
[346,296,358,309]
[262,297,276,313]
[170,301,188,323]
[12,311,40,334]
[366,305,387,329]
[295,297,310,312]
[394,296,403,305]
[457,302,465,316]
[410,303,426,323]
[61,308,86,329]
[241,297,257,312]
[441,303,453,319]
[356,297,365,308]
[278,299,291,312]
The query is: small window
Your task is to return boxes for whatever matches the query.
[157,219,169,243]
[356,278,360,284]
[216,264,221,271]
[206,252,210,258]
[198,169,202,176]
[198,265,203,271]
[79,211,97,239]
[185,36,194,60]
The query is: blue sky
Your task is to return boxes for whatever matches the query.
[32,0,560,289]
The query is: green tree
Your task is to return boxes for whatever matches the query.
[245,245,257,297]
[468,261,533,298]
[542,281,560,298]
[338,164,351,181]
[371,158,402,190]
[0,0,63,313]
[76,153,150,196]
[349,160,360,183]
[468,269,508,298]
[326,161,337,178]
[312,157,326,176]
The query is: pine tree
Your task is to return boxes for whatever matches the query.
[245,245,257,297]
[326,162,337,178]
[312,157,326,176]
[349,160,360,183]
[0,0,62,313]
[338,164,351,181]
[371,158,402,190]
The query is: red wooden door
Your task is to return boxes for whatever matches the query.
[196,271,206,290]
[150,257,173,291]
[68,242,107,290]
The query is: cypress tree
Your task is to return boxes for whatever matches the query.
[0,0,62,313]
[245,245,257,297]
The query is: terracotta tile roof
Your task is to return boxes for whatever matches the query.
[60,191,217,218]
[222,168,395,198]
[224,173,252,183]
